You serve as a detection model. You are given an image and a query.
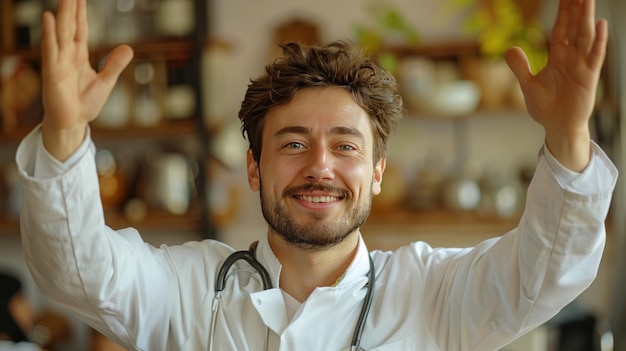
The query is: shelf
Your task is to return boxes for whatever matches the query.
[366,207,520,226]
[0,119,203,147]
[0,208,206,236]
[362,208,521,251]
[404,108,530,121]
[0,38,195,63]
[104,207,205,233]
[386,40,481,60]
[92,119,202,140]
[0,0,213,240]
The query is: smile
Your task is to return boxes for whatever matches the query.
[294,195,341,203]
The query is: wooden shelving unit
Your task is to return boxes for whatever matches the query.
[0,0,214,239]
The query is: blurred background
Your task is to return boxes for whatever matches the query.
[0,0,624,350]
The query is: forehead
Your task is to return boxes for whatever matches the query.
[263,86,373,139]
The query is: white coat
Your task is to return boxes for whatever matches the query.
[16,126,617,350]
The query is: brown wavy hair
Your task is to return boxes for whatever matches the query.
[238,40,404,164]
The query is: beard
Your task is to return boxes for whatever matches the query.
[259,180,373,251]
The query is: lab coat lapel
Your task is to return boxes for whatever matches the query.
[250,234,373,338]
[249,288,289,335]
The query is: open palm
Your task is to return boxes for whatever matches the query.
[504,0,607,170]
[41,0,132,158]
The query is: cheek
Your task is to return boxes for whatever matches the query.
[343,165,376,195]
[259,160,297,194]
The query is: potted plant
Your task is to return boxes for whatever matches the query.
[446,0,548,109]
[353,0,420,74]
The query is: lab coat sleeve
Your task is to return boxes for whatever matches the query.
[418,142,617,350]
[14,126,213,350]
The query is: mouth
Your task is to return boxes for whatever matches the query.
[285,184,349,205]
[294,195,342,203]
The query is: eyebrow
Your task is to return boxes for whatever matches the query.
[274,126,365,142]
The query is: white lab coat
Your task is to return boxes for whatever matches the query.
[16,126,617,351]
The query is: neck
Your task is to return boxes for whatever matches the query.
[268,230,360,302]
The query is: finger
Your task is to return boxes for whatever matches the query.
[504,47,533,86]
[575,0,596,54]
[587,19,608,71]
[55,0,77,48]
[99,45,134,87]
[41,12,59,70]
[75,0,88,44]
[567,0,580,46]
[552,0,573,47]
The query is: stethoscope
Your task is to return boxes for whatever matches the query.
[208,242,376,351]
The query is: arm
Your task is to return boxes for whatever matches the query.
[18,1,175,348]
[40,0,132,161]
[422,0,615,348]
[505,0,608,172]
[420,143,617,350]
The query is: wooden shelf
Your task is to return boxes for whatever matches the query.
[92,119,202,140]
[104,207,205,233]
[362,207,521,251]
[0,208,206,236]
[0,38,195,63]
[386,40,481,60]
[1,208,204,235]
[404,108,530,121]
[0,0,213,240]
[366,207,520,226]
[0,119,203,146]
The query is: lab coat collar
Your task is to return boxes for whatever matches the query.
[251,233,372,335]
[254,232,371,290]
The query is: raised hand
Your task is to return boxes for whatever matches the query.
[40,0,133,161]
[504,0,608,172]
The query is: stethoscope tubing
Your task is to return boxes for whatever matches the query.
[350,254,375,349]
[209,244,375,351]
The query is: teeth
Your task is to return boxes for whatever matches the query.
[297,195,339,203]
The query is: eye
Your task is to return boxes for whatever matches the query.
[285,142,305,149]
[336,144,356,151]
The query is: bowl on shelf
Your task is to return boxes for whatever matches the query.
[404,79,482,118]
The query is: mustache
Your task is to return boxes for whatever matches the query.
[283,183,351,199]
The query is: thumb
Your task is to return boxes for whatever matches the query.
[504,46,532,86]
[99,45,134,86]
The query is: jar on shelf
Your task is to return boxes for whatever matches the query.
[133,61,165,127]
[155,0,195,37]
[13,0,43,49]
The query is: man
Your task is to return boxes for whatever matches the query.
[0,273,39,350]
[0,273,45,351]
[16,0,617,350]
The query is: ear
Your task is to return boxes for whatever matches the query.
[372,156,386,196]
[247,149,260,191]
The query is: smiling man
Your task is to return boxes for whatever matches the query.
[251,85,385,302]
[257,87,379,246]
[15,0,617,350]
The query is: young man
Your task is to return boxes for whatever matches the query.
[0,273,44,351]
[16,0,617,350]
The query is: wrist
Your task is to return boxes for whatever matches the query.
[544,130,591,173]
[41,121,88,162]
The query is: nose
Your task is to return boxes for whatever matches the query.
[304,146,335,182]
